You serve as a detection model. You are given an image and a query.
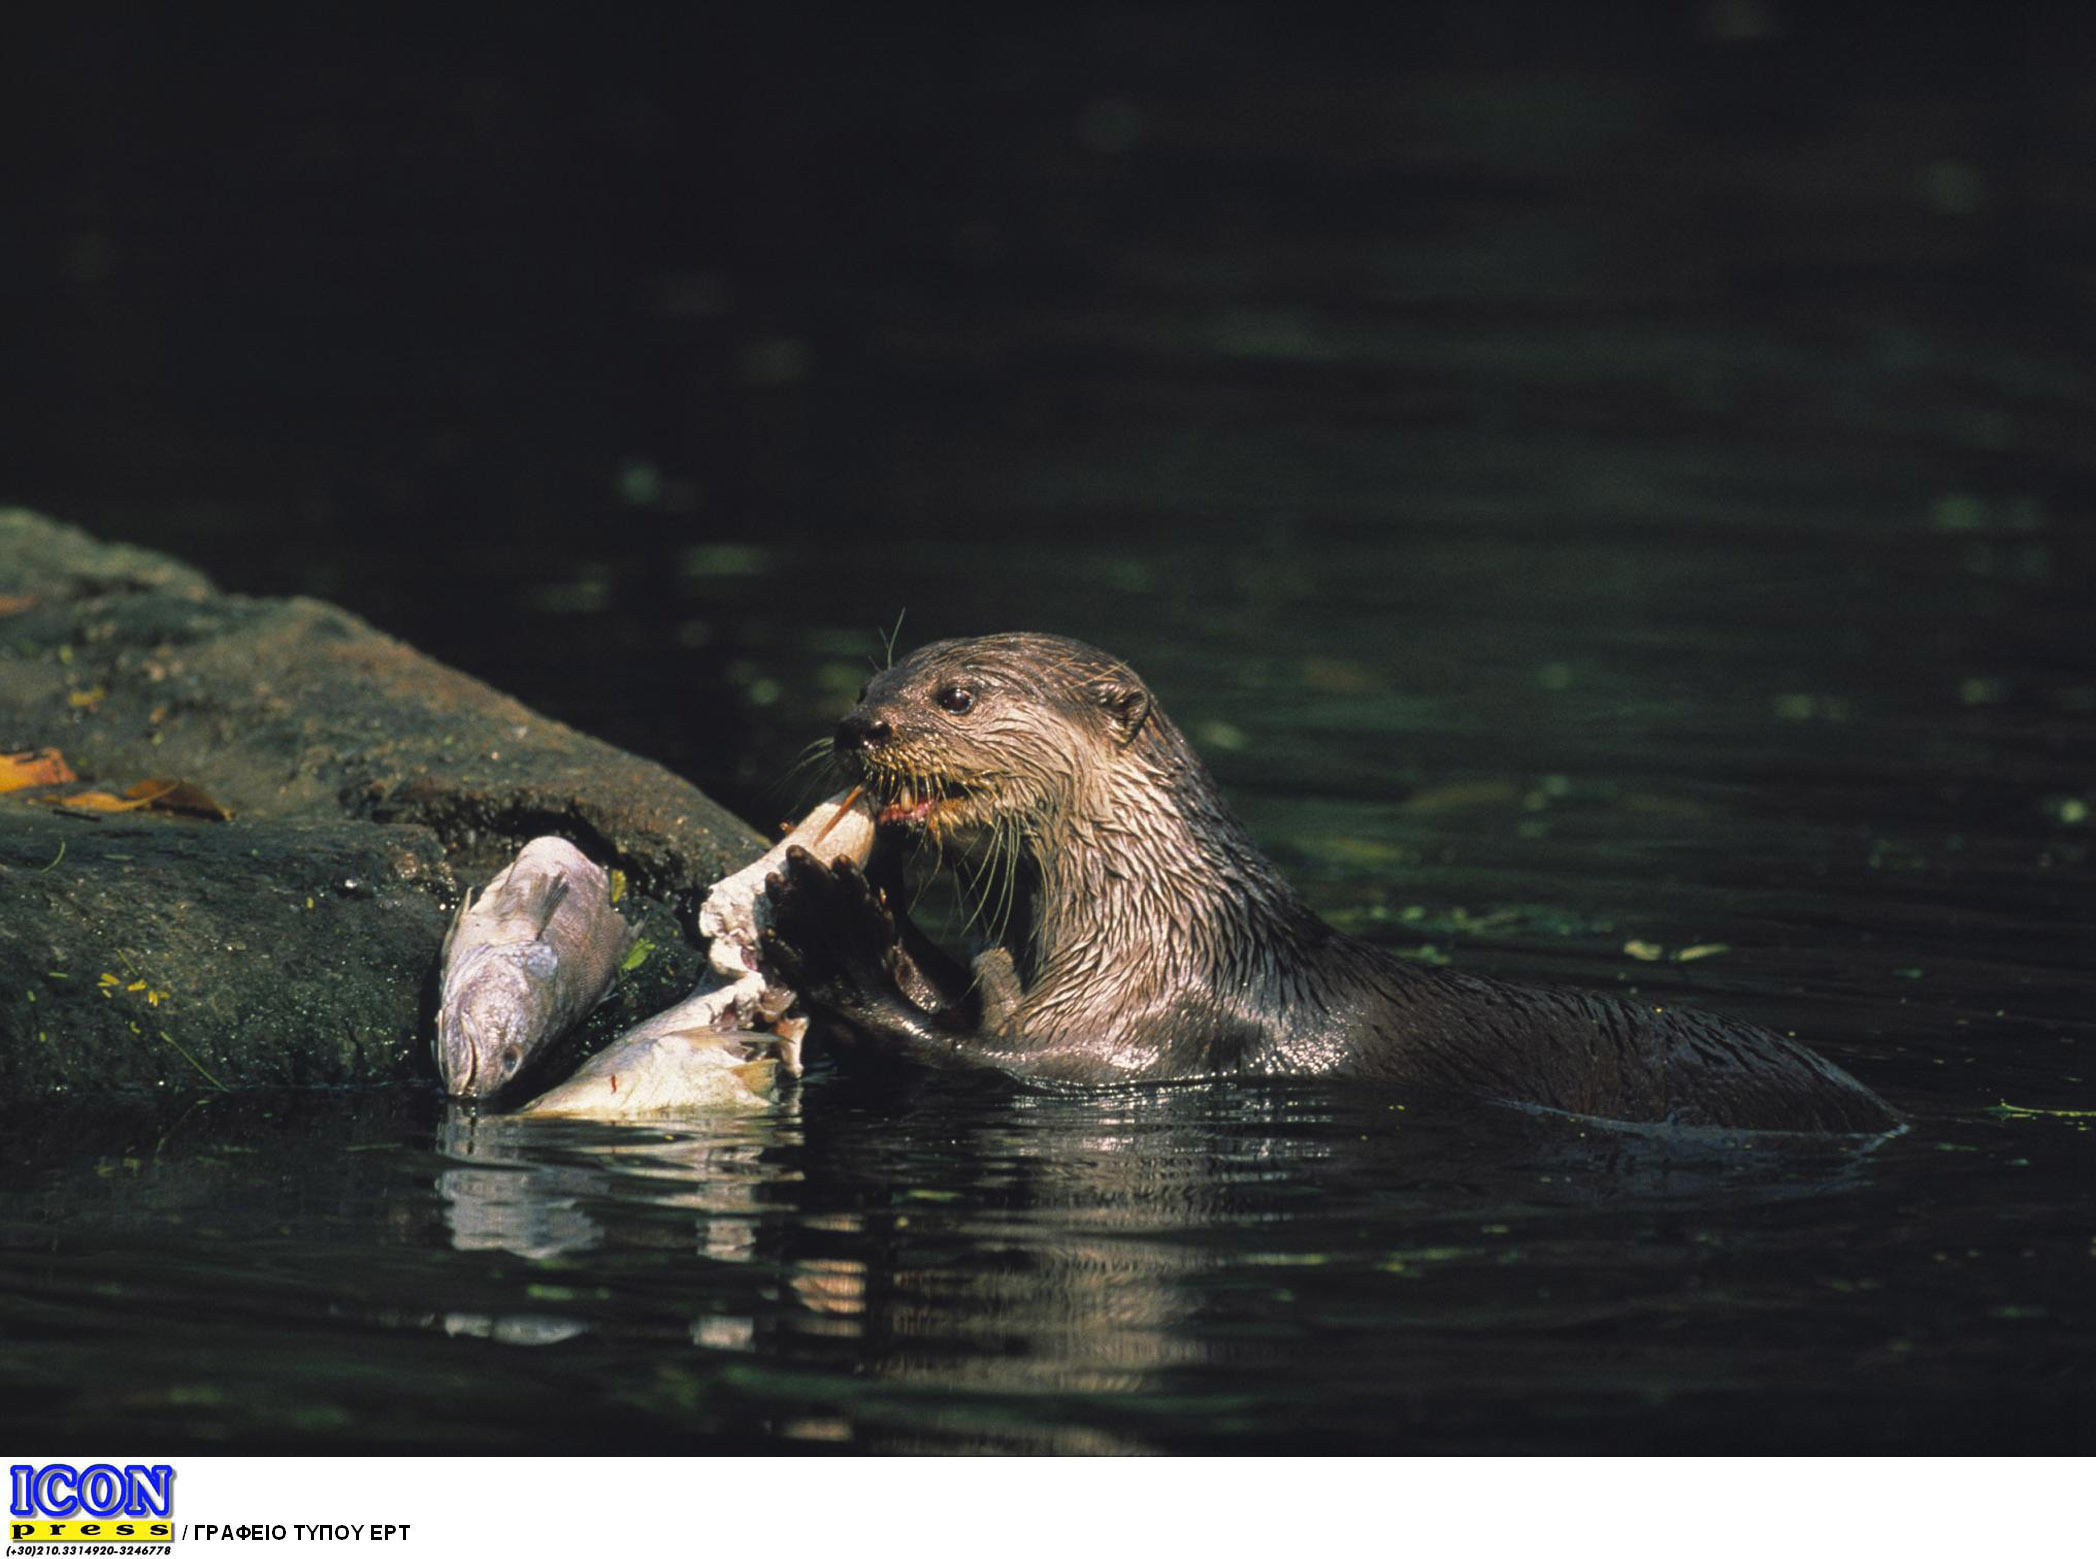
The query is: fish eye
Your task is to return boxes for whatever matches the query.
[936,684,975,715]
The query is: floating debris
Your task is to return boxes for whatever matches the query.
[1674,943,1730,962]
[1625,939,1731,963]
[1989,1101,2096,1124]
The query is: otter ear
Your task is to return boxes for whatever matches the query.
[1094,677,1150,745]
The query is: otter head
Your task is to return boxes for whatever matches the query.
[832,633,1155,847]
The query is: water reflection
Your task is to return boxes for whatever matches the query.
[440,1312,590,1346]
[434,1103,802,1263]
[437,1113,603,1261]
[417,1071,1910,1448]
[6,1070,2079,1452]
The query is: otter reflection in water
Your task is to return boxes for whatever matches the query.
[759,634,1901,1134]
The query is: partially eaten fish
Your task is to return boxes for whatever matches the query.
[699,789,878,981]
[434,793,876,1117]
[514,790,879,1119]
[436,837,632,1100]
[512,993,801,1119]
[692,788,878,1072]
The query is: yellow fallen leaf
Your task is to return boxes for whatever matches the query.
[53,778,232,821]
[129,780,233,821]
[57,790,153,813]
[1,748,77,793]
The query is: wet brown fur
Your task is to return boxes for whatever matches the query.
[767,633,1902,1132]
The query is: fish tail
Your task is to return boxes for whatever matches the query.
[732,1058,780,1097]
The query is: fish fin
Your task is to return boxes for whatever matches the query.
[477,866,573,934]
[735,1030,804,1077]
[732,1058,779,1097]
[440,885,477,961]
[528,875,571,936]
[772,1018,807,1078]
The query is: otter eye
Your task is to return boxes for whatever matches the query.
[936,684,975,715]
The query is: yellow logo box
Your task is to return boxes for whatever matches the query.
[9,1519,173,1542]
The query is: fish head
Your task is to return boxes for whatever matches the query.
[437,960,547,1100]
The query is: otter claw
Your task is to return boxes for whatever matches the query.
[757,925,804,985]
[760,844,912,1017]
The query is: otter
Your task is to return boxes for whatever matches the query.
[758,634,1902,1133]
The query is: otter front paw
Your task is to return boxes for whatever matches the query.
[759,846,917,1026]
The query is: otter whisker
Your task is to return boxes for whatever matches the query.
[768,736,843,815]
[907,828,942,920]
[956,824,1000,943]
[989,812,1022,949]
[771,742,825,789]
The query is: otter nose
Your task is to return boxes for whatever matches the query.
[834,709,893,753]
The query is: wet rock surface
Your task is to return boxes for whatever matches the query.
[0,510,763,1099]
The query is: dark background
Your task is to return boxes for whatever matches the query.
[9,2,2096,1456]
[13,2,2095,819]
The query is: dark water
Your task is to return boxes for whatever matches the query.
[6,513,2090,1453]
[2,1073,2086,1455]
[7,6,2095,1452]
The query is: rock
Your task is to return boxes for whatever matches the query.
[0,813,450,1095]
[0,510,766,1099]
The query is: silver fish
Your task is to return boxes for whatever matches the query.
[512,993,798,1120]
[491,793,874,1118]
[437,836,632,1100]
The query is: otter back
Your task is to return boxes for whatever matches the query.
[762,632,1902,1134]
